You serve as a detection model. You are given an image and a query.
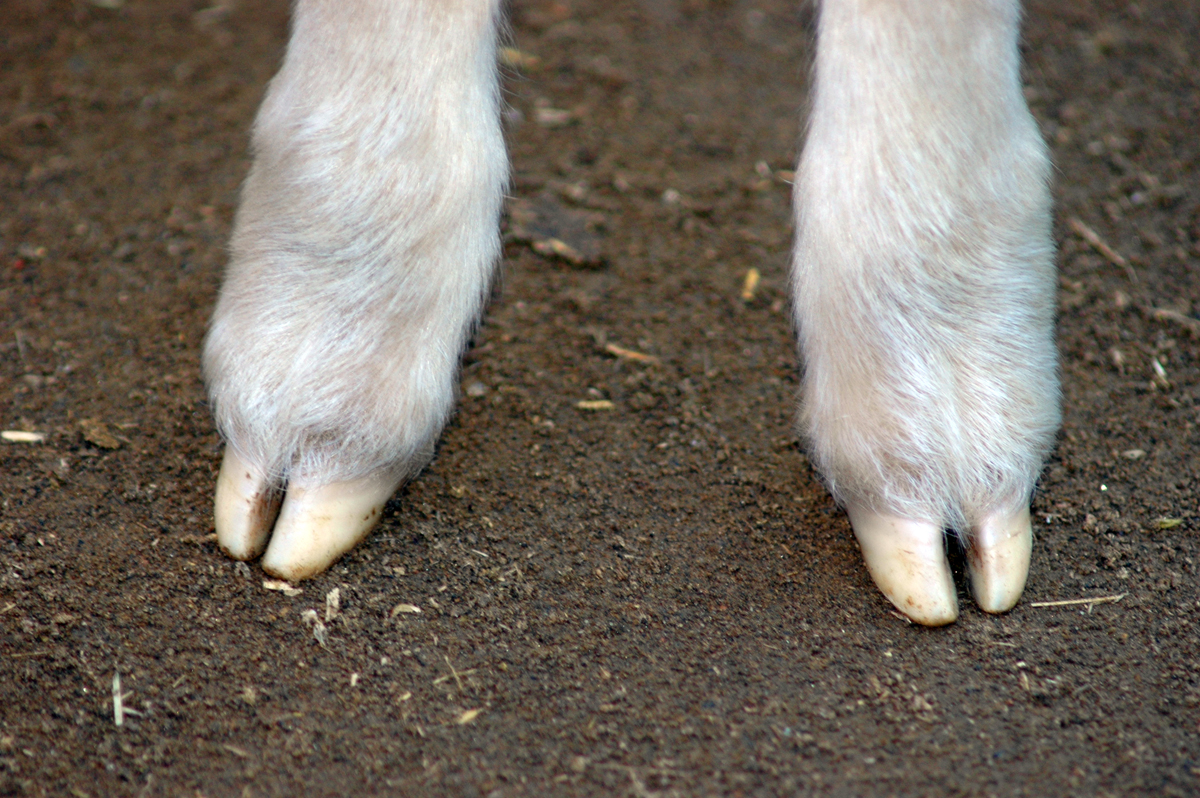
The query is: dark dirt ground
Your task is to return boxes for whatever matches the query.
[2,0,1199,795]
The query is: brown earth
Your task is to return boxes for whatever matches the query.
[2,0,1199,795]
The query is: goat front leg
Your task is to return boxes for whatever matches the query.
[793,0,1058,624]
[203,0,506,580]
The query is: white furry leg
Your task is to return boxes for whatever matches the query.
[204,0,506,579]
[793,0,1058,623]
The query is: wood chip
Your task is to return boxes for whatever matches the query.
[604,343,660,364]
[506,195,604,266]
[576,399,615,411]
[1,430,46,443]
[457,708,483,725]
[262,579,303,597]
[531,237,586,264]
[80,418,120,449]
[741,268,761,301]
[390,603,422,616]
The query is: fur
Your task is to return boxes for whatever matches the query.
[203,0,507,487]
[204,0,1059,538]
[792,0,1058,533]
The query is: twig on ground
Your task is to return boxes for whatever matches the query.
[1068,217,1136,282]
[1029,593,1127,608]
[1151,308,1200,338]
[443,656,465,693]
[604,343,660,364]
[113,672,124,726]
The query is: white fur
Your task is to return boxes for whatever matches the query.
[203,0,507,488]
[203,0,1058,591]
[793,0,1058,534]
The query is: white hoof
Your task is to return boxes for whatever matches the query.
[967,507,1032,614]
[214,447,399,581]
[259,469,401,582]
[214,448,280,561]
[845,505,958,626]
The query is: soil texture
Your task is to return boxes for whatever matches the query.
[2,0,1199,795]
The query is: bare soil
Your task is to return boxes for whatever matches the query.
[2,1,1199,795]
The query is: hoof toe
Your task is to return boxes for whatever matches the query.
[213,447,398,581]
[967,507,1032,614]
[846,505,958,626]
